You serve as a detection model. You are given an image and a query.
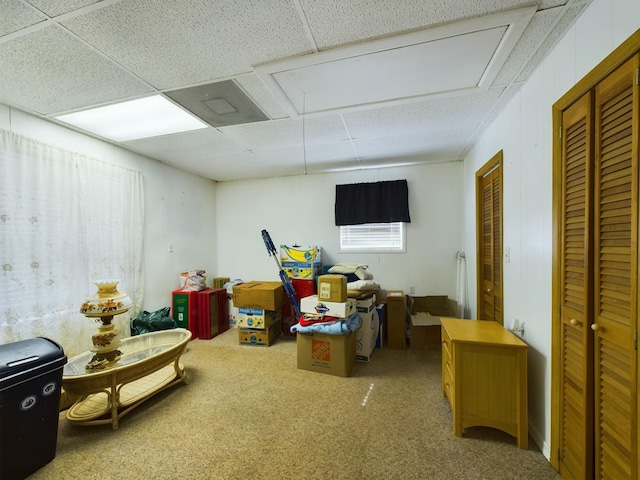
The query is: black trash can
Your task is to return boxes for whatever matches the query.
[0,337,67,480]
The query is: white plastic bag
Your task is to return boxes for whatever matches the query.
[179,270,207,291]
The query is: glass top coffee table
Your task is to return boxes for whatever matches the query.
[62,328,191,430]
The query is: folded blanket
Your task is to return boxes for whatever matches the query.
[347,279,379,291]
[328,263,373,280]
[290,312,360,335]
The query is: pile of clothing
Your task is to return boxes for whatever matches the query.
[290,311,360,334]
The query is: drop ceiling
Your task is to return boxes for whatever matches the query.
[0,0,592,182]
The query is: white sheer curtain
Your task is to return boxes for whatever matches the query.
[0,129,144,357]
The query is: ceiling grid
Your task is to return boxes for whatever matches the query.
[0,0,592,181]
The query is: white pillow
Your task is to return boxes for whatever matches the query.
[354,267,373,280]
[328,263,368,274]
[347,279,379,291]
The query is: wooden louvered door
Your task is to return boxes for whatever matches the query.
[477,152,503,325]
[558,92,595,480]
[592,55,638,480]
[553,33,640,480]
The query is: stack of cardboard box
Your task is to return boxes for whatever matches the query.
[280,245,321,335]
[355,293,378,362]
[280,244,322,281]
[296,274,360,377]
[408,295,457,349]
[232,281,284,347]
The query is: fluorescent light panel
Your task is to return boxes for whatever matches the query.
[54,95,208,142]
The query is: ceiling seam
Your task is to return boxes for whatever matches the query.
[339,114,362,169]
[2,0,126,46]
[292,0,319,52]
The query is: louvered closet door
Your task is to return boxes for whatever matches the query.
[481,166,503,324]
[593,55,639,480]
[559,92,594,480]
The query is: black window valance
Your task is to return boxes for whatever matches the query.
[335,179,411,226]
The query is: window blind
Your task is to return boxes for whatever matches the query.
[340,222,404,251]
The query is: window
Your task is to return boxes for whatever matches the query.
[339,222,405,252]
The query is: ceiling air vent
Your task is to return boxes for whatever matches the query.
[164,80,268,127]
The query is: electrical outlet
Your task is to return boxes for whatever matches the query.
[409,285,415,294]
[168,243,173,253]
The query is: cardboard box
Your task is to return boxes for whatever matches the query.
[408,295,457,349]
[213,277,230,289]
[296,330,356,377]
[356,308,379,362]
[355,293,376,313]
[238,320,281,346]
[282,261,322,279]
[236,308,281,329]
[317,274,347,303]
[232,281,284,311]
[385,291,406,349]
[376,304,386,348]
[280,245,321,263]
[300,295,356,318]
[227,296,238,328]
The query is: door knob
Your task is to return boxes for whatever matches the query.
[570,318,581,326]
[591,323,604,332]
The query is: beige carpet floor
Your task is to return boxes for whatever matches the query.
[30,329,561,480]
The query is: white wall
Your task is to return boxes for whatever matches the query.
[0,105,218,311]
[463,0,640,459]
[0,103,463,317]
[216,162,463,300]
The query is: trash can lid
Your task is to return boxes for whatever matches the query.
[0,337,66,386]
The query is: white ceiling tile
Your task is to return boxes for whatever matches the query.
[0,0,47,36]
[235,74,289,120]
[220,115,349,151]
[0,25,153,114]
[185,151,273,182]
[300,0,561,49]
[352,129,473,161]
[306,141,358,164]
[354,156,449,171]
[253,146,305,167]
[61,0,312,89]
[343,88,505,139]
[26,0,103,17]
[123,128,246,162]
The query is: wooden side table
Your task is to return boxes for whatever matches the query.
[441,318,528,449]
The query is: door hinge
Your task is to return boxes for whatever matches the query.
[559,126,562,139]
[636,67,639,86]
[634,331,637,351]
